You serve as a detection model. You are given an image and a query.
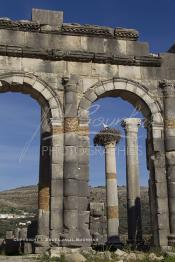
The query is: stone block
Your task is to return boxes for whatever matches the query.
[52,133,64,147]
[78,147,89,165]
[64,210,79,229]
[51,196,63,210]
[157,197,169,213]
[90,202,105,217]
[79,98,91,110]
[64,162,79,179]
[157,213,170,230]
[67,62,91,76]
[51,108,61,119]
[51,209,63,230]
[78,181,89,197]
[168,182,175,197]
[64,196,79,210]
[51,164,63,179]
[49,97,58,109]
[65,133,78,146]
[65,92,78,117]
[51,179,63,197]
[158,229,169,246]
[85,89,97,102]
[78,165,89,181]
[64,179,78,196]
[166,138,175,151]
[155,182,168,198]
[78,197,89,211]
[120,66,141,81]
[42,88,53,100]
[0,30,25,46]
[126,41,149,56]
[92,63,118,78]
[32,8,63,26]
[33,80,45,93]
[166,151,175,166]
[79,211,90,224]
[140,67,162,80]
[82,77,98,93]
[154,168,166,182]
[78,136,89,148]
[167,166,175,182]
[64,146,78,162]
[38,211,50,236]
[81,36,105,53]
[52,146,64,164]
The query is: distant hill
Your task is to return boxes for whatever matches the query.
[0,185,151,237]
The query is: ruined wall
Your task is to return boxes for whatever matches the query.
[0,8,175,248]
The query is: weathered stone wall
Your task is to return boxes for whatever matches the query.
[0,8,175,248]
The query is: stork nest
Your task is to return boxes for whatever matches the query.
[93,128,121,146]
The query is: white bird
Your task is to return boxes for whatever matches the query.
[103,123,109,129]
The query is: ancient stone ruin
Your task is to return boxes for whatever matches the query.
[0,7,175,254]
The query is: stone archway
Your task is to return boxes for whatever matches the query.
[0,72,64,241]
[77,78,169,247]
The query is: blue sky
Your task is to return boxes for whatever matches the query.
[0,0,174,190]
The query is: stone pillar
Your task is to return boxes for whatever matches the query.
[121,118,142,244]
[78,123,91,245]
[38,105,51,237]
[62,75,80,246]
[105,142,120,244]
[50,122,64,241]
[160,80,175,246]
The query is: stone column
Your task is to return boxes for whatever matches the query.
[94,128,121,245]
[121,118,142,244]
[105,142,120,244]
[62,75,80,246]
[38,105,51,237]
[160,80,175,246]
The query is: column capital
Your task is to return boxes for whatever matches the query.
[159,80,175,97]
[121,118,141,133]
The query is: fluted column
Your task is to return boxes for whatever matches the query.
[105,142,120,243]
[121,118,142,244]
[160,80,175,246]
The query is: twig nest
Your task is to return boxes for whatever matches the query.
[94,128,121,146]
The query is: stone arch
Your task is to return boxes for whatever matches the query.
[0,72,64,239]
[78,78,169,247]
[0,72,63,124]
[78,77,163,126]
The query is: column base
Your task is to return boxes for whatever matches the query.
[168,234,175,246]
